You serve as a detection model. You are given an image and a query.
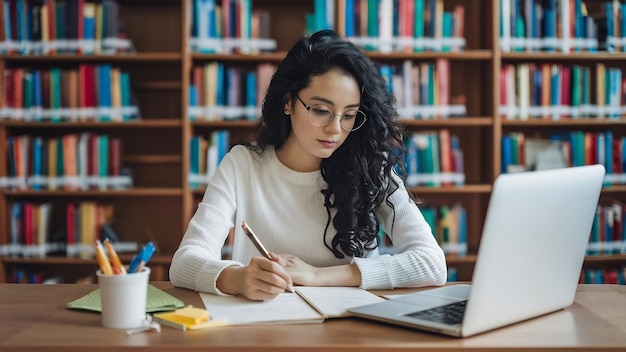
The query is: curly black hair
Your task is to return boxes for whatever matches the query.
[251,30,406,259]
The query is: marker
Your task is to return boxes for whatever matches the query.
[129,241,156,273]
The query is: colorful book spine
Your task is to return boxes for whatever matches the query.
[0,65,139,122]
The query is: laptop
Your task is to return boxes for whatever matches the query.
[348,164,606,337]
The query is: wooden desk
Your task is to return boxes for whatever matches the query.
[0,282,625,352]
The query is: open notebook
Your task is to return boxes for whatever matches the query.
[199,286,385,325]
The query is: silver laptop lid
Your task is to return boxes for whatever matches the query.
[461,164,605,337]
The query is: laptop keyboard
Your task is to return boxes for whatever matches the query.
[404,300,467,325]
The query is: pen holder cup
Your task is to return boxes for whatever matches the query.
[97,267,150,329]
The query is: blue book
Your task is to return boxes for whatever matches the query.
[11,203,22,254]
[99,135,109,180]
[345,0,354,37]
[245,71,256,120]
[189,85,198,121]
[8,137,16,177]
[98,65,112,122]
[544,0,556,52]
[32,137,43,190]
[501,134,512,173]
[414,0,424,52]
[378,65,393,93]
[189,136,199,188]
[442,12,453,52]
[120,72,132,120]
[404,137,418,183]
[189,85,198,106]
[32,70,42,121]
[3,2,11,51]
[605,2,614,52]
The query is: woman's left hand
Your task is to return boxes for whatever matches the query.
[272,254,318,286]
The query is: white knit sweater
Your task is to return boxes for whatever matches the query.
[169,145,447,294]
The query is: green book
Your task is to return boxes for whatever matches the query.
[414,0,424,52]
[66,284,185,313]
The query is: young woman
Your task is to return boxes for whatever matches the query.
[170,30,447,301]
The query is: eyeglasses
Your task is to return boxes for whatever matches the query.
[296,95,367,132]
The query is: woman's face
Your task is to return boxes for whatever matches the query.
[278,70,361,172]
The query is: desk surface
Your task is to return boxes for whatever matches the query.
[0,282,625,352]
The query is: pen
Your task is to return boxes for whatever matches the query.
[129,241,156,273]
[104,239,127,274]
[241,221,295,293]
[95,240,113,275]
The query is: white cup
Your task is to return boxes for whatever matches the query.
[97,267,150,329]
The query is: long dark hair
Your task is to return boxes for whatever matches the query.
[252,30,406,258]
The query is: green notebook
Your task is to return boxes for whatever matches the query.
[66,284,185,313]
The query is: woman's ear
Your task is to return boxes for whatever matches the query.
[283,94,292,115]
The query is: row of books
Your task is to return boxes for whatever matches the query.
[188,62,274,121]
[0,0,133,55]
[189,0,276,54]
[499,63,626,121]
[381,59,467,120]
[581,268,626,284]
[404,129,465,187]
[333,0,466,53]
[423,203,468,256]
[1,65,139,122]
[0,201,138,259]
[0,133,131,191]
[501,131,625,185]
[605,0,626,52]
[188,131,230,189]
[500,0,599,52]
[588,203,626,256]
[377,203,468,256]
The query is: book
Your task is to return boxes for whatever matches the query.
[66,284,185,313]
[199,286,385,325]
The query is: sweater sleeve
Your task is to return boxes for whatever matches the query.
[169,150,244,295]
[353,174,447,290]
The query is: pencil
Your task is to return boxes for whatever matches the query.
[241,221,295,293]
[95,240,113,275]
[104,239,127,274]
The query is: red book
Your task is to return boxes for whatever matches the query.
[110,138,122,176]
[23,204,33,247]
[560,65,571,118]
[12,68,23,110]
[438,129,453,186]
[613,140,623,175]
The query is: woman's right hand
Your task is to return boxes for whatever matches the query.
[217,255,294,301]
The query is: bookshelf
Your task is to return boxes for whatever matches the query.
[1,0,625,284]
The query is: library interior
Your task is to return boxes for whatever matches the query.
[0,0,626,350]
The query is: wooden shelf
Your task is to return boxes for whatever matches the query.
[0,119,182,128]
[1,254,173,265]
[2,189,183,197]
[0,53,182,62]
[501,52,626,61]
